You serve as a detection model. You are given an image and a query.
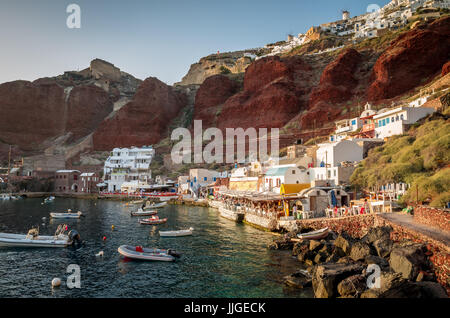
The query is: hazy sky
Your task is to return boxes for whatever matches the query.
[0,0,390,85]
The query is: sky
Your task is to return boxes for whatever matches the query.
[0,0,391,85]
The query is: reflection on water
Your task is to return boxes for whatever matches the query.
[0,198,312,298]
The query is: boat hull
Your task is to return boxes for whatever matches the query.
[0,233,70,248]
[130,210,158,216]
[139,218,168,225]
[159,229,193,237]
[117,245,175,261]
[50,212,82,219]
[297,227,330,240]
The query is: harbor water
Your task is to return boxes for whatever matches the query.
[0,198,312,298]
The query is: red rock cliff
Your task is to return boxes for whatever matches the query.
[92,77,187,150]
[368,17,450,101]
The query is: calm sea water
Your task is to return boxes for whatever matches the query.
[0,198,312,298]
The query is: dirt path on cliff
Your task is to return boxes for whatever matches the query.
[380,213,450,247]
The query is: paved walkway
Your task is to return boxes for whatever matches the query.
[379,213,450,247]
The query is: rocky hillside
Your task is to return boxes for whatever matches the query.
[1,16,449,168]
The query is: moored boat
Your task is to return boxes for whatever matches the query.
[0,224,81,248]
[50,209,83,219]
[129,200,144,204]
[144,201,167,209]
[117,245,180,261]
[297,227,329,240]
[44,196,55,203]
[159,227,194,237]
[139,216,167,225]
[130,209,158,216]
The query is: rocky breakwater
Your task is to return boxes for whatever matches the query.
[269,226,448,298]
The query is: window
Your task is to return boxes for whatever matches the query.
[400,114,404,120]
[386,118,390,124]
[74,175,78,181]
[213,177,216,181]
[194,177,197,182]
[392,117,395,122]
[204,177,207,181]
[292,170,296,174]
[351,119,356,125]
[382,119,386,126]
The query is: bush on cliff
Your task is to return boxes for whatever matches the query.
[350,117,450,207]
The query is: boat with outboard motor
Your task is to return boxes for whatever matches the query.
[130,209,158,217]
[50,209,83,219]
[139,215,167,225]
[159,227,194,237]
[0,224,82,248]
[117,245,181,261]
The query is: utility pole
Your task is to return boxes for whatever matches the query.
[7,145,11,179]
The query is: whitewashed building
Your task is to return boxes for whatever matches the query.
[103,146,155,192]
[329,117,363,142]
[315,140,363,168]
[263,166,310,194]
[373,106,435,139]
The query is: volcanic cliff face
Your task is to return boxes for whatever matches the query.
[92,77,187,150]
[194,56,318,131]
[368,17,450,101]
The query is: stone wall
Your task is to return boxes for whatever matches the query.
[414,205,450,232]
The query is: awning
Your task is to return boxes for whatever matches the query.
[280,183,310,195]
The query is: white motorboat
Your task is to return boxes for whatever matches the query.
[117,245,181,262]
[159,227,194,237]
[130,209,158,217]
[129,199,144,204]
[144,202,167,209]
[50,209,83,219]
[0,194,11,201]
[0,224,81,248]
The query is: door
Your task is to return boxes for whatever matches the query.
[310,196,316,212]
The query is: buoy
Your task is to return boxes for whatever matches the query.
[111,225,115,230]
[96,251,104,257]
[103,236,107,241]
[52,278,61,288]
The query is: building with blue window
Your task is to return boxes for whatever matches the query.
[373,106,435,139]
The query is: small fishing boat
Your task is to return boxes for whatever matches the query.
[297,227,329,240]
[44,196,55,203]
[144,202,167,209]
[50,209,83,219]
[129,199,144,204]
[117,245,181,262]
[130,209,158,216]
[0,194,11,201]
[0,224,81,248]
[139,216,168,225]
[159,227,194,237]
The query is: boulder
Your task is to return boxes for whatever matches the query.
[312,263,364,298]
[373,237,393,258]
[389,243,427,280]
[334,234,352,255]
[292,240,309,256]
[297,248,315,263]
[314,252,329,264]
[284,271,312,289]
[309,240,323,252]
[350,242,372,262]
[360,272,422,298]
[414,282,448,298]
[337,274,367,297]
[362,226,393,244]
